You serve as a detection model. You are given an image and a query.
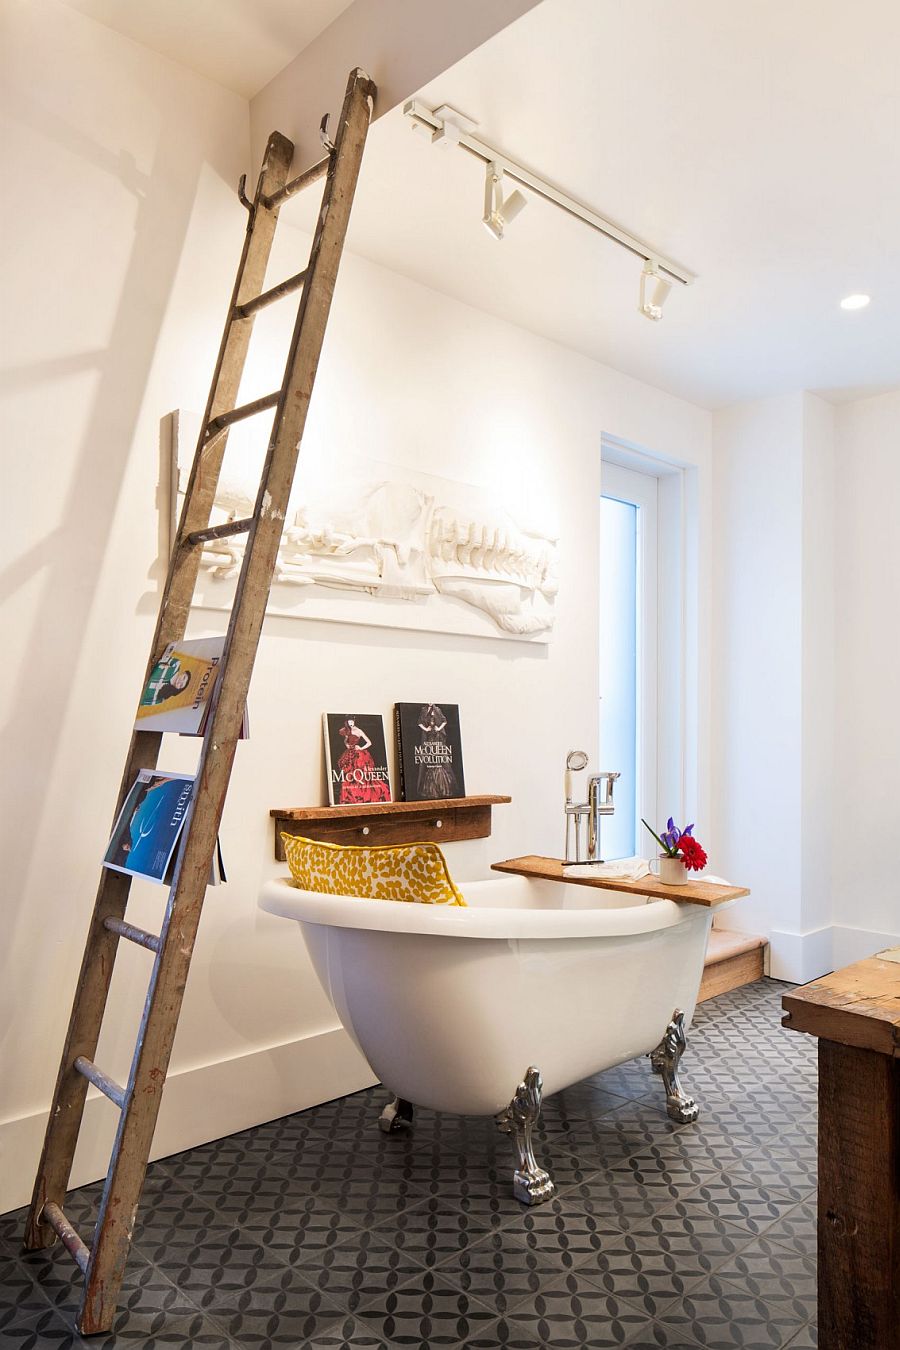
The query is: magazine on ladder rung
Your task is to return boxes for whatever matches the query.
[102,770,226,886]
[134,636,248,738]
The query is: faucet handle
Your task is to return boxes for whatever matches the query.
[590,771,620,813]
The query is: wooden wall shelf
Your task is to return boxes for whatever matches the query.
[271,795,511,859]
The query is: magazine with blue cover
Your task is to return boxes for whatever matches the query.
[102,770,196,885]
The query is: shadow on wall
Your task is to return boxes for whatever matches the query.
[0,56,234,1066]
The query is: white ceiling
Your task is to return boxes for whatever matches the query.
[280,0,900,408]
[60,0,355,97]
[61,0,900,407]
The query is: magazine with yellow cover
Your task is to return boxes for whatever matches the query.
[135,637,224,734]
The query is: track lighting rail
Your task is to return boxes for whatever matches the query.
[403,99,695,288]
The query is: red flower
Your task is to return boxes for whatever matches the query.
[678,835,708,872]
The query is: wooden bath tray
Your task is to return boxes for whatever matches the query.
[272,795,511,859]
[491,855,749,908]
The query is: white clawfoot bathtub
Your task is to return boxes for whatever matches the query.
[260,871,725,1200]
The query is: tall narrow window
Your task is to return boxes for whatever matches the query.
[600,462,658,860]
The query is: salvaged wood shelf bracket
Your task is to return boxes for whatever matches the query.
[271,795,511,859]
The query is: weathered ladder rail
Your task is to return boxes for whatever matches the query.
[22,67,376,1337]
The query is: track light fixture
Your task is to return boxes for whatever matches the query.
[639,260,672,322]
[403,99,695,314]
[482,162,528,240]
[410,103,477,150]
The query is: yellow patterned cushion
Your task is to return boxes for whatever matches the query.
[281,834,466,906]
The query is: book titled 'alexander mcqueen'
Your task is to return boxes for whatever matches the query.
[394,703,465,801]
[323,714,392,805]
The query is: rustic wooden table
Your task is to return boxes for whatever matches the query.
[782,950,900,1350]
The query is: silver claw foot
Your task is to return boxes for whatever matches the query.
[649,1009,700,1124]
[378,1096,414,1134]
[495,1066,556,1205]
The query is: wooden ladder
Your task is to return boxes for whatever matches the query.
[22,66,376,1337]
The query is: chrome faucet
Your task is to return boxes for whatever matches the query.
[586,772,620,862]
[564,751,620,864]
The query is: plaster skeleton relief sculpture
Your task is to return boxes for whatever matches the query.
[166,413,559,642]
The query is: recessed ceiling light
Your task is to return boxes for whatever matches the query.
[840,293,870,311]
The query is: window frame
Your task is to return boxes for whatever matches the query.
[600,463,658,858]
[600,436,695,851]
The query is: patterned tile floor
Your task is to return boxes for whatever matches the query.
[0,979,819,1349]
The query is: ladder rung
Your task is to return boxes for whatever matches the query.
[206,391,280,436]
[42,1202,91,1274]
[263,156,328,211]
[235,268,307,320]
[103,916,159,953]
[74,1057,127,1110]
[187,516,253,547]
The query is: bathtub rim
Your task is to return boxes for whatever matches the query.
[259,874,724,940]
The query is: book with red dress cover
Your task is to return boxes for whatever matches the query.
[323,714,392,805]
[394,702,465,801]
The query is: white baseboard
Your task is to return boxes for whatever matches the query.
[0,1025,377,1217]
[768,923,899,984]
[768,925,834,983]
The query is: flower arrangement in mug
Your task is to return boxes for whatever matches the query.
[642,817,708,872]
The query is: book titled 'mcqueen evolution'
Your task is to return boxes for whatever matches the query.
[323,714,392,805]
[394,703,465,802]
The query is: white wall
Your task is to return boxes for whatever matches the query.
[0,4,713,1214]
[832,391,900,966]
[711,393,839,980]
[711,396,805,956]
[0,0,263,1213]
[710,389,900,981]
[799,393,835,944]
[233,219,714,872]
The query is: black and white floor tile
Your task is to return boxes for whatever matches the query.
[0,979,819,1348]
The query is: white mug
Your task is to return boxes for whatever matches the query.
[650,854,688,886]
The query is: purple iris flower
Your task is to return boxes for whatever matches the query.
[659,819,696,853]
[642,815,699,858]
[661,818,681,852]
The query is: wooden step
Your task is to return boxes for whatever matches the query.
[699,927,767,1002]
